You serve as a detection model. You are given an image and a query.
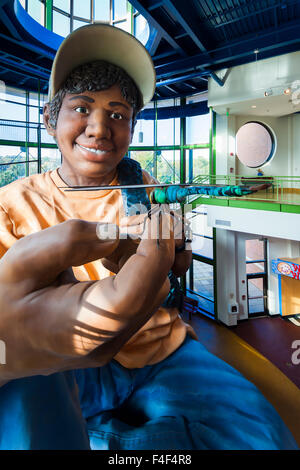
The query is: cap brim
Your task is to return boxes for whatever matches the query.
[48,23,156,107]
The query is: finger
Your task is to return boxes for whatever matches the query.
[102,238,138,273]
[119,213,148,234]
[101,258,119,274]
[119,213,148,240]
[138,212,175,262]
[54,267,78,285]
[0,220,120,293]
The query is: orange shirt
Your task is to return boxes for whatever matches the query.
[0,168,196,368]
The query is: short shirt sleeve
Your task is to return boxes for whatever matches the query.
[0,205,19,258]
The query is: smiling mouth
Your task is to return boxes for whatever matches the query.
[76,143,112,155]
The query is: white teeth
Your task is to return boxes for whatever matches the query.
[77,144,107,155]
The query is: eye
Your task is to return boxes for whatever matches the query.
[75,106,88,114]
[110,112,123,120]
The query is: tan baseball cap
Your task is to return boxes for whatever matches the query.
[48,23,156,107]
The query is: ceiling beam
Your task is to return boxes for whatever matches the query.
[0,64,47,87]
[202,0,293,25]
[0,33,54,60]
[162,0,209,53]
[0,52,50,80]
[0,7,22,40]
[155,17,300,78]
[0,0,10,7]
[129,0,186,56]
[153,50,177,60]
[157,69,210,87]
[214,0,299,29]
[163,84,177,94]
[148,1,164,11]
[146,28,162,55]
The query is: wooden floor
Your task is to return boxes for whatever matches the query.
[181,309,300,445]
[231,315,300,389]
[181,310,300,389]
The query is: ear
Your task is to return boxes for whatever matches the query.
[43,103,56,137]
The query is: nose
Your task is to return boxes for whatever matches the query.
[85,109,111,140]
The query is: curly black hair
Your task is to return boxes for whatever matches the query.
[48,60,143,133]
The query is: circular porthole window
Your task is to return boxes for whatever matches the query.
[235,121,276,168]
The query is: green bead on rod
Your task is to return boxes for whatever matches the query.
[150,185,255,204]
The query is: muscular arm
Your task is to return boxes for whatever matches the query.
[0,215,174,383]
[171,248,193,278]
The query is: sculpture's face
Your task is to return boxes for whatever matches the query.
[46,85,133,185]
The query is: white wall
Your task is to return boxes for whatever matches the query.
[208,50,300,110]
[215,228,238,326]
[207,205,300,241]
[291,113,300,177]
[235,115,289,177]
[215,228,253,326]
[211,48,300,179]
[215,112,300,178]
[214,110,300,179]
[215,114,236,178]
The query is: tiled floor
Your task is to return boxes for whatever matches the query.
[187,260,214,315]
[189,261,214,299]
[248,282,264,314]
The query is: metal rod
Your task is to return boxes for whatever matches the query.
[61,182,238,191]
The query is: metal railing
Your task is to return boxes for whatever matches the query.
[188,174,300,205]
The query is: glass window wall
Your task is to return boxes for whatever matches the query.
[27,0,45,26]
[0,120,27,142]
[134,13,149,45]
[129,150,155,177]
[186,148,210,181]
[0,101,27,122]
[73,0,91,19]
[156,150,180,183]
[0,145,39,187]
[186,260,215,318]
[115,18,131,33]
[53,9,70,36]
[131,119,154,147]
[73,19,89,31]
[41,147,62,172]
[53,0,70,13]
[113,0,127,20]
[186,113,210,145]
[190,209,213,257]
[94,0,110,22]
[24,0,149,44]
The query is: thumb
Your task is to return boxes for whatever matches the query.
[0,220,119,293]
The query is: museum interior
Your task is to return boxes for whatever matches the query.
[0,0,299,446]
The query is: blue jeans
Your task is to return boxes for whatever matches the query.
[0,371,90,449]
[0,337,298,450]
[75,337,298,450]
